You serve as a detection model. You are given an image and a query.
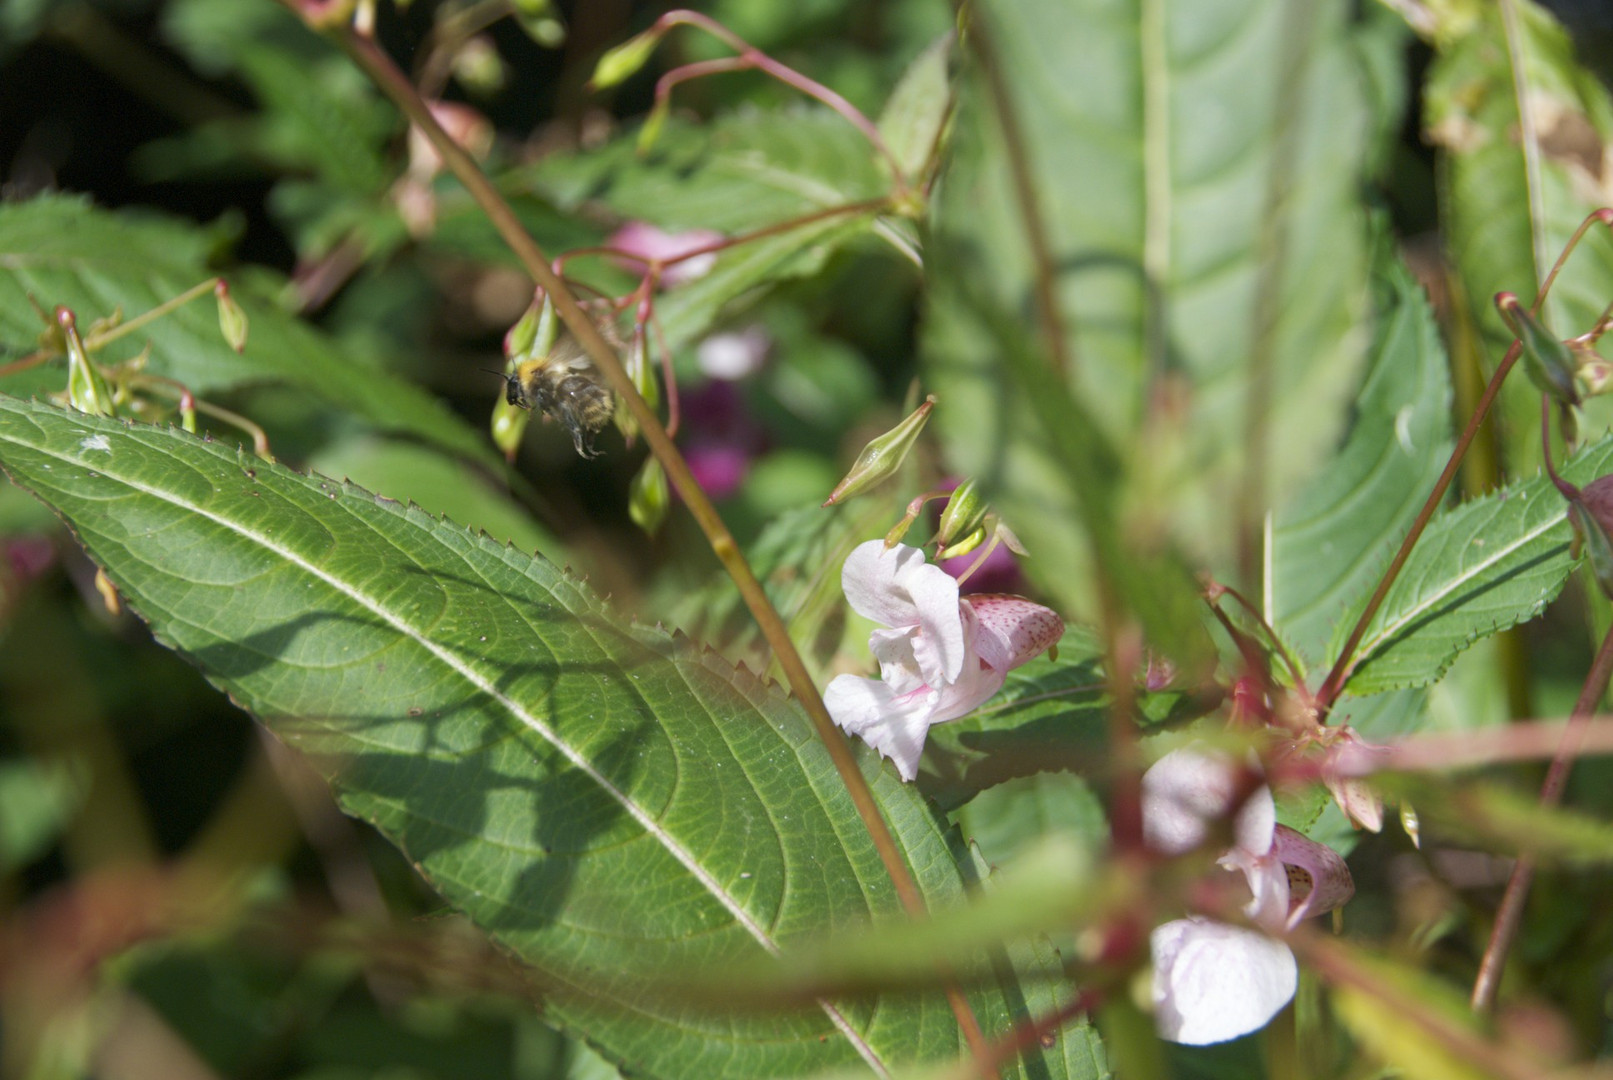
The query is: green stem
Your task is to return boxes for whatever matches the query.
[82,279,218,353]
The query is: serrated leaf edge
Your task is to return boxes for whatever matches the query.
[0,404,891,1076]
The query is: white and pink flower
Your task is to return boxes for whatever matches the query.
[823,541,1063,781]
[1143,747,1354,1045]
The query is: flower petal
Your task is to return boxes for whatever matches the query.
[842,542,967,681]
[823,674,936,782]
[1273,824,1355,926]
[965,593,1065,672]
[1142,748,1275,858]
[1151,918,1297,1045]
[868,627,926,694]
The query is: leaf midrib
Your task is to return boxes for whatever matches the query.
[6,415,890,1076]
[1349,501,1563,672]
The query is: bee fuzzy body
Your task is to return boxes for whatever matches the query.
[504,336,615,458]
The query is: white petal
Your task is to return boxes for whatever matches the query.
[1221,848,1291,932]
[894,555,968,684]
[842,541,922,626]
[1142,748,1273,858]
[868,627,926,694]
[925,654,1007,726]
[1151,918,1297,1045]
[823,674,936,782]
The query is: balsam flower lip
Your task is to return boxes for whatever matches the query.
[1143,747,1354,1045]
[823,540,1063,781]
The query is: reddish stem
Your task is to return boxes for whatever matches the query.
[656,10,910,195]
[1472,619,1613,1010]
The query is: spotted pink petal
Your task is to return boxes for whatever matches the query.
[1273,824,1354,927]
[965,593,1064,673]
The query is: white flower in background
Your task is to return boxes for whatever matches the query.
[1144,747,1354,1045]
[823,541,1063,781]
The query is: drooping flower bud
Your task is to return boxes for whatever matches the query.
[1572,344,1613,398]
[591,26,663,89]
[214,280,248,353]
[1496,292,1579,405]
[822,396,935,507]
[629,457,670,535]
[936,477,988,551]
[57,308,116,418]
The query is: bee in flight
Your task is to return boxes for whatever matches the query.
[493,332,615,458]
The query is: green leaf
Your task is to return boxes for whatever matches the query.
[518,110,888,237]
[1426,0,1613,475]
[1332,436,1613,695]
[1270,246,1454,670]
[954,772,1107,870]
[304,435,559,556]
[920,653,1111,813]
[0,196,494,468]
[919,638,1221,814]
[1329,945,1496,1080]
[877,32,954,183]
[924,0,1388,620]
[0,757,83,873]
[0,396,1092,1080]
[653,213,882,353]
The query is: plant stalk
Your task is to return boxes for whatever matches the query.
[1470,619,1613,1011]
[285,8,990,1067]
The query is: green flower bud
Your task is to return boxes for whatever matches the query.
[637,97,671,156]
[1574,345,1613,398]
[593,27,662,89]
[936,478,988,549]
[214,280,248,353]
[822,395,935,507]
[629,457,669,535]
[936,524,987,561]
[491,396,531,461]
[57,308,116,417]
[1496,292,1578,405]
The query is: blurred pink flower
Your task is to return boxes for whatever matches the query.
[607,222,723,286]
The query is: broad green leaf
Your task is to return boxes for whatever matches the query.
[877,32,954,183]
[518,111,889,237]
[1332,435,1613,695]
[924,0,1389,623]
[0,396,1093,1080]
[1270,247,1454,671]
[954,772,1107,870]
[305,435,560,556]
[920,655,1110,812]
[654,214,883,352]
[0,196,494,468]
[919,640,1221,813]
[1426,0,1613,475]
